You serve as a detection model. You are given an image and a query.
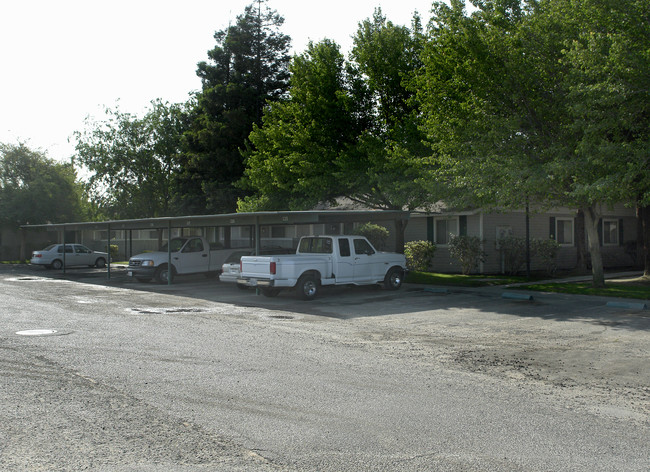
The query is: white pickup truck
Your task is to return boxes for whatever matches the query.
[237,235,407,300]
[127,236,235,283]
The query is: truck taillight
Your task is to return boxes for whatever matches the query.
[240,260,243,272]
[270,262,276,275]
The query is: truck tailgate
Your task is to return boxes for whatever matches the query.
[240,256,274,278]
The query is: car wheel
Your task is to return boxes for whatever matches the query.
[95,258,106,268]
[383,267,403,290]
[296,274,318,300]
[51,259,63,270]
[261,287,281,297]
[155,265,174,284]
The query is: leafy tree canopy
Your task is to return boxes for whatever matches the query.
[74,99,187,220]
[417,0,650,285]
[241,9,436,214]
[0,142,87,227]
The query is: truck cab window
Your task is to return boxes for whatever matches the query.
[338,239,351,257]
[299,237,333,254]
[183,238,204,253]
[353,239,375,255]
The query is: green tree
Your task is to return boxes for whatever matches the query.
[241,10,434,251]
[179,0,291,213]
[240,39,362,211]
[344,9,434,249]
[559,0,650,276]
[417,0,648,285]
[0,142,86,227]
[74,100,186,219]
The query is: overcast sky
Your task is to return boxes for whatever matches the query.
[1,0,449,161]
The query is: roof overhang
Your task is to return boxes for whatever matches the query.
[21,210,410,232]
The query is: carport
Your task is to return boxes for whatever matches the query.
[21,210,409,284]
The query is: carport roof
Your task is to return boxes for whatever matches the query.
[21,210,409,232]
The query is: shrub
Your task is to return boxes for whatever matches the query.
[497,236,527,275]
[531,238,560,276]
[105,244,119,261]
[352,223,389,250]
[404,240,436,271]
[448,235,486,275]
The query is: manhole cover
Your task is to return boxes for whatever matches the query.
[16,329,58,336]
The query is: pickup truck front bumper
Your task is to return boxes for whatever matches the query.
[127,266,157,279]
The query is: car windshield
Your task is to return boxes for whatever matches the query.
[160,238,187,252]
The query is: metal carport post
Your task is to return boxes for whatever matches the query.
[107,223,111,280]
[167,220,172,285]
[62,225,66,275]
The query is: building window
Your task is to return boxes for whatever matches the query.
[602,219,619,246]
[556,218,574,246]
[271,226,286,238]
[434,218,459,245]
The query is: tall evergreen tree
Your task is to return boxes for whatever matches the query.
[178,0,291,214]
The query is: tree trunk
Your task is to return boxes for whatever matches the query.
[394,218,408,254]
[575,210,588,271]
[582,205,605,287]
[639,204,650,276]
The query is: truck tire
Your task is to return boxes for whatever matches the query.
[383,267,404,290]
[95,257,106,268]
[155,264,174,284]
[296,274,318,300]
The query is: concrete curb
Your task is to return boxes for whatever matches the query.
[606,301,648,310]
[501,292,534,301]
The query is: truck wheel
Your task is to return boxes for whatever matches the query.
[296,274,318,300]
[261,287,281,297]
[95,258,106,268]
[155,265,174,284]
[383,267,403,290]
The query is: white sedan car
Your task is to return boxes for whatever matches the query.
[219,250,252,285]
[31,244,108,270]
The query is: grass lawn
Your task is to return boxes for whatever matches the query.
[405,271,532,287]
[516,276,650,300]
[406,271,650,300]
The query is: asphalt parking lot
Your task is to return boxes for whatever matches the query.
[1,264,649,471]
